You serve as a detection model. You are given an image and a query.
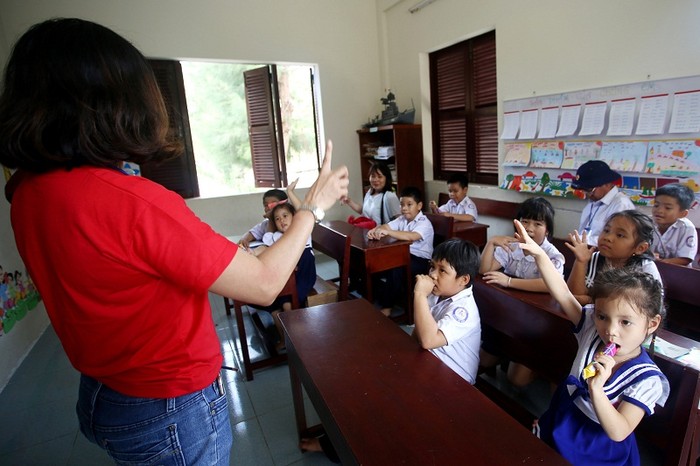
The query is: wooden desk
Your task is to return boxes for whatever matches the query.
[278,299,567,465]
[322,220,413,323]
[474,276,577,384]
[655,260,700,340]
[474,277,700,466]
[451,221,489,248]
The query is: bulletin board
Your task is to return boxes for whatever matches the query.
[500,75,700,207]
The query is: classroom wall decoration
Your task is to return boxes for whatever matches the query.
[500,75,700,206]
[0,265,41,336]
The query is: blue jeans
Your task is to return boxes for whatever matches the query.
[77,374,232,465]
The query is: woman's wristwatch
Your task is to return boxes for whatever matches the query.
[299,204,325,223]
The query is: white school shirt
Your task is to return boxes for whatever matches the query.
[584,251,663,289]
[438,196,478,221]
[493,237,565,278]
[262,231,313,249]
[249,218,269,241]
[428,286,481,384]
[362,190,401,226]
[387,211,434,259]
[652,217,698,263]
[579,186,634,246]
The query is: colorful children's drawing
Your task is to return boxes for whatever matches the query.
[501,168,580,198]
[530,141,564,168]
[646,140,700,177]
[600,141,648,172]
[0,266,41,335]
[503,142,531,166]
[561,141,602,170]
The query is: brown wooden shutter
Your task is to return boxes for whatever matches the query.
[430,31,497,185]
[472,32,498,183]
[244,66,286,188]
[143,59,199,198]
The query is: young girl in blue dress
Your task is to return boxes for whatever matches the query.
[513,219,669,466]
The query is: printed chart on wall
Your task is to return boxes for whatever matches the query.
[500,76,700,207]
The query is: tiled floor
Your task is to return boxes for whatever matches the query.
[0,257,342,466]
[0,254,663,465]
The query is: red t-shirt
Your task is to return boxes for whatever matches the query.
[11,167,237,398]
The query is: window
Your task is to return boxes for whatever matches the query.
[429,31,498,185]
[143,60,321,198]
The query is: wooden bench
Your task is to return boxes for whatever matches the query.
[306,275,339,306]
[655,260,700,341]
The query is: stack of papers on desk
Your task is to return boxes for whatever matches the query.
[643,336,691,359]
[678,349,700,371]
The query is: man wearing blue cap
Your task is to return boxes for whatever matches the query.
[572,160,634,246]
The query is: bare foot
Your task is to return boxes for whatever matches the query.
[380,307,391,317]
[299,437,322,452]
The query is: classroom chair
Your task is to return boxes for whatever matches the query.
[426,212,454,248]
[223,273,298,381]
[311,222,352,301]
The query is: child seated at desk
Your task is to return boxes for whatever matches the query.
[413,239,481,384]
[567,210,662,306]
[479,196,565,386]
[368,186,434,317]
[651,182,698,266]
[429,173,478,222]
[251,202,316,351]
[480,197,564,291]
[513,219,669,466]
[237,188,288,249]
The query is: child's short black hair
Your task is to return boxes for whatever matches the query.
[263,189,287,201]
[432,239,480,287]
[516,197,555,238]
[399,186,423,204]
[446,173,469,189]
[655,183,695,210]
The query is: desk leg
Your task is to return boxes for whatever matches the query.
[287,348,308,441]
[234,304,254,381]
[405,264,413,325]
[364,271,373,304]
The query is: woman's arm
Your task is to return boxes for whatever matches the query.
[340,195,362,214]
[514,220,582,324]
[210,141,349,305]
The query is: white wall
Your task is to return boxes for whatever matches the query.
[378,0,700,236]
[0,0,381,391]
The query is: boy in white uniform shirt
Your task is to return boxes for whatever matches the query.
[651,183,698,266]
[572,160,634,246]
[429,173,478,222]
[368,186,434,316]
[413,239,481,383]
